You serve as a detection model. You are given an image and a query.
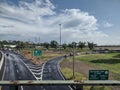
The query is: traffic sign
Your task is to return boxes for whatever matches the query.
[89,70,109,80]
[34,49,42,56]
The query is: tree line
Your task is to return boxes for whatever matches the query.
[0,40,96,50]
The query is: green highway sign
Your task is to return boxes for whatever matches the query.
[34,49,42,56]
[89,70,109,80]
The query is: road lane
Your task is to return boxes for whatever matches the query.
[2,51,43,90]
[43,57,72,90]
[1,50,72,90]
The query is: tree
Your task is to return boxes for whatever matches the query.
[43,42,50,49]
[2,40,8,45]
[62,43,67,50]
[50,40,58,49]
[78,42,86,50]
[0,42,4,48]
[16,42,25,50]
[88,42,96,50]
[68,43,72,48]
[71,42,77,48]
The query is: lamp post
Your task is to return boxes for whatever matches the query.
[59,24,62,54]
[73,43,75,79]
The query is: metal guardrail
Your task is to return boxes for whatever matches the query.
[0,80,120,86]
[0,80,120,90]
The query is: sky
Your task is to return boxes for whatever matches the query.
[0,0,120,45]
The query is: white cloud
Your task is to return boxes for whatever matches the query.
[103,21,113,28]
[0,0,110,45]
[0,0,56,23]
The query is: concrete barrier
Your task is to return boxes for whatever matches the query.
[0,51,5,80]
[0,51,4,70]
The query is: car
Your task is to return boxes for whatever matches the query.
[69,53,73,56]
[6,53,9,56]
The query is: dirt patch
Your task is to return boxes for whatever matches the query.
[21,50,65,64]
[61,58,116,80]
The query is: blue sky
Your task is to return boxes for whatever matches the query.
[0,0,120,45]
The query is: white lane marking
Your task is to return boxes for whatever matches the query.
[16,69,19,73]
[33,72,41,75]
[28,66,42,69]
[19,59,38,79]
[21,86,23,90]
[57,57,73,90]
[36,77,42,80]
[30,69,42,72]
[57,57,65,80]
[19,58,44,80]
[27,64,42,67]
[41,62,46,80]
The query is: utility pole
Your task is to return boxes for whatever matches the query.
[59,24,62,54]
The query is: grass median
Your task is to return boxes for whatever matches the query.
[75,53,120,79]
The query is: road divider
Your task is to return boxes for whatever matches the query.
[0,51,4,71]
[0,51,5,79]
[0,51,5,90]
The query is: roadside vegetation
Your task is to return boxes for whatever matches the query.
[61,53,120,90]
[61,66,111,90]
[20,49,64,64]
[76,53,120,78]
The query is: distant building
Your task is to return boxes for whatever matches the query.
[4,45,16,48]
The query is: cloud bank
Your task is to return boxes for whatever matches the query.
[0,0,110,45]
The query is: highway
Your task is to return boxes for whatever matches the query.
[0,50,72,90]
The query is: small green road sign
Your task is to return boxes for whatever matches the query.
[34,49,42,56]
[89,70,109,80]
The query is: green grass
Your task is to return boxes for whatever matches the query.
[61,67,87,80]
[75,53,120,79]
[61,67,111,90]
[61,53,120,90]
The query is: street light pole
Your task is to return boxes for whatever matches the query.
[73,43,75,79]
[59,24,62,54]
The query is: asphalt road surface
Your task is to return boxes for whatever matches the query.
[42,57,72,90]
[0,50,72,90]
